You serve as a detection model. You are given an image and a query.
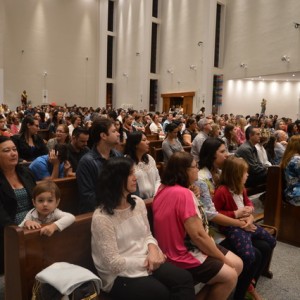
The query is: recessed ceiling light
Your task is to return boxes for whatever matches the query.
[259,76,262,79]
[292,74,295,77]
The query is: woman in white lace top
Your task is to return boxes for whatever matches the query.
[91,157,195,299]
[124,131,160,201]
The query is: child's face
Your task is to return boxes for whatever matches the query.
[242,171,249,185]
[33,191,58,218]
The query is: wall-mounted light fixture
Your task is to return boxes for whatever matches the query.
[167,68,174,74]
[43,71,47,77]
[240,63,248,69]
[281,55,290,62]
[123,72,128,78]
[294,22,300,29]
[189,64,197,71]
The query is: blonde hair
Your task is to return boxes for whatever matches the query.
[219,156,248,194]
[281,135,300,169]
[32,181,61,202]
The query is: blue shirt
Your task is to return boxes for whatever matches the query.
[29,155,64,181]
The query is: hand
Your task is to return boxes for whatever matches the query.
[189,184,200,199]
[40,223,58,237]
[24,220,41,230]
[48,150,59,165]
[234,206,253,218]
[243,223,257,232]
[63,160,73,176]
[144,244,166,272]
[240,215,254,228]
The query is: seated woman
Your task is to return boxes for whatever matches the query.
[0,136,36,273]
[182,118,198,146]
[12,115,48,162]
[162,123,184,164]
[197,137,274,299]
[153,151,243,300]
[91,157,195,300]
[124,131,160,201]
[281,135,300,206]
[222,124,238,154]
[149,114,163,135]
[47,124,70,151]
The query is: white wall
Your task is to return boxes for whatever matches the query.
[221,79,300,119]
[158,0,220,113]
[3,0,99,108]
[223,0,300,79]
[221,0,300,119]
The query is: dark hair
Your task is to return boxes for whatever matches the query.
[32,181,61,201]
[198,138,225,170]
[72,127,89,138]
[124,131,149,164]
[245,126,255,140]
[165,122,178,133]
[114,119,125,143]
[161,151,193,188]
[264,135,276,160]
[224,124,234,140]
[19,115,37,136]
[91,117,113,145]
[0,136,12,144]
[71,114,81,125]
[54,143,69,162]
[186,118,196,128]
[96,157,136,215]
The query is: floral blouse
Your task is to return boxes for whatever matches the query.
[284,155,300,206]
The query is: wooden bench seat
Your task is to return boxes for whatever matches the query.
[4,213,111,300]
[264,165,300,247]
[50,177,80,215]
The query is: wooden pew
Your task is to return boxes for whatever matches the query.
[264,165,300,247]
[37,129,50,141]
[4,213,112,300]
[51,177,80,215]
[146,133,159,141]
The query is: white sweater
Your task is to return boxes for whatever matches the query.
[91,196,158,292]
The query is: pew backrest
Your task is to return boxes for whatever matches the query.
[264,165,300,247]
[5,213,96,300]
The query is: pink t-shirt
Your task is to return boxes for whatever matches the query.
[153,184,207,269]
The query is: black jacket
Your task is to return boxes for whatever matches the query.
[12,134,48,162]
[0,165,36,273]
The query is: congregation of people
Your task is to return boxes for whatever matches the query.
[2,100,300,299]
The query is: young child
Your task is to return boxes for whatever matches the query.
[19,181,75,236]
[213,156,276,299]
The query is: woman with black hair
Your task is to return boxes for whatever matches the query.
[162,122,184,163]
[91,157,195,300]
[196,137,271,299]
[0,136,36,273]
[124,131,160,201]
[48,110,65,137]
[12,115,48,162]
[182,118,197,146]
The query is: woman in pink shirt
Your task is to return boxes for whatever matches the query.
[153,151,242,300]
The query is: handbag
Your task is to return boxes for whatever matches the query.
[32,280,98,300]
[31,262,101,300]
